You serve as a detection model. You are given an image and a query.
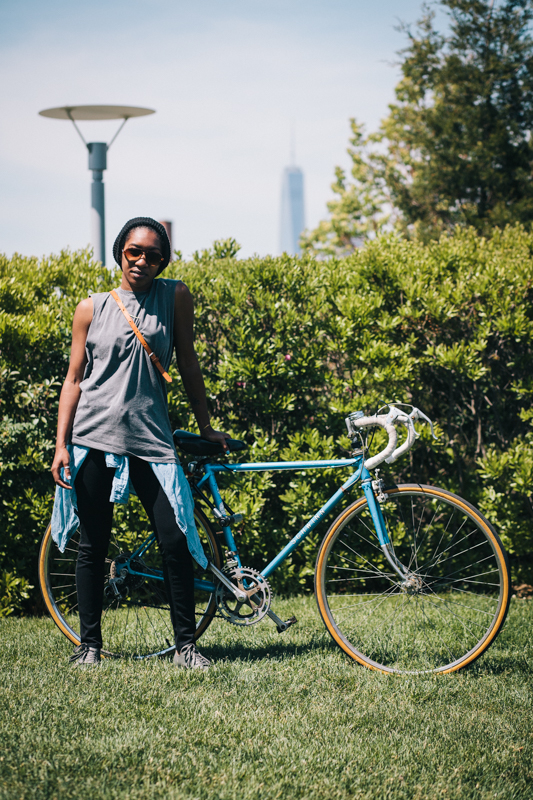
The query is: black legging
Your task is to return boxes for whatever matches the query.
[74,449,196,651]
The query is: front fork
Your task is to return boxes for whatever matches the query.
[361,477,410,581]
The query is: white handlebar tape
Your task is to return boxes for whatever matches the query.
[351,415,398,470]
[385,421,417,464]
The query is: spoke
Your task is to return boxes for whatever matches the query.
[143,604,163,643]
[413,591,418,661]
[430,514,469,563]
[329,587,402,612]
[102,599,120,648]
[425,506,461,565]
[447,584,500,600]
[333,545,398,583]
[341,522,383,554]
[418,527,484,573]
[55,589,77,601]
[409,495,423,571]
[419,598,457,665]
[411,502,445,570]
[360,592,406,656]
[326,574,397,583]
[413,596,435,670]
[133,604,151,656]
[121,604,131,656]
[325,592,392,598]
[328,564,397,578]
[378,594,410,665]
[441,577,501,588]
[422,592,483,640]
[421,587,495,617]
[346,511,383,541]
[424,536,488,573]
[423,559,499,587]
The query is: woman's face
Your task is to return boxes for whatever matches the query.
[120,227,163,292]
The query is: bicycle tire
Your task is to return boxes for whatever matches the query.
[39,506,222,658]
[315,484,510,674]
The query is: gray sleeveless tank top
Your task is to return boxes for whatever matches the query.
[71,278,178,463]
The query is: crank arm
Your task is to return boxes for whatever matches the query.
[209,562,248,603]
[266,608,298,633]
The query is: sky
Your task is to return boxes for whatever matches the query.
[0,0,434,263]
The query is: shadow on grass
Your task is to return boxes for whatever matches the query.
[467,653,532,676]
[200,634,333,664]
[198,635,533,677]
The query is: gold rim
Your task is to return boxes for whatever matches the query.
[39,524,80,645]
[315,485,510,674]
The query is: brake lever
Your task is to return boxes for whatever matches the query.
[409,407,438,440]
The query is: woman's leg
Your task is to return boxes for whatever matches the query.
[129,457,196,651]
[74,449,115,648]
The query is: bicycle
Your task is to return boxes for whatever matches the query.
[39,404,511,674]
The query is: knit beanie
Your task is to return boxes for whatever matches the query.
[113,217,171,275]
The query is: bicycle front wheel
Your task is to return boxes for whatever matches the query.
[39,507,221,658]
[315,484,510,674]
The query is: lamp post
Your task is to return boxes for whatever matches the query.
[38,105,155,265]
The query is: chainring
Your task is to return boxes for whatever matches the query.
[215,566,272,626]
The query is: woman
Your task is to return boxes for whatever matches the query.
[51,217,229,668]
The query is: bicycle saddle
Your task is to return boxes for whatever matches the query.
[173,429,246,456]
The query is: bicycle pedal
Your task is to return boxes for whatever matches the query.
[276,616,298,634]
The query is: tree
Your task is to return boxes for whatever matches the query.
[303,0,533,252]
[299,120,389,257]
[385,0,533,238]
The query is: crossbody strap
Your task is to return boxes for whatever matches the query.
[110,289,172,384]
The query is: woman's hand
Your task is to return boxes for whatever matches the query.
[51,446,73,490]
[201,426,231,454]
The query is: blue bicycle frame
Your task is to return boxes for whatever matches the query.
[123,455,391,591]
[191,454,392,593]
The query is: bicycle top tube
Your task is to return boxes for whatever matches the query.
[195,456,363,489]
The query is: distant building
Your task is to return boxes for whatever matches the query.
[279,165,305,255]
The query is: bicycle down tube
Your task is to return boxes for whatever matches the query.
[194,455,391,584]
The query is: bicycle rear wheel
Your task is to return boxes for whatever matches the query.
[315,484,510,674]
[39,506,221,658]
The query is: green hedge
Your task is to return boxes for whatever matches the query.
[1,227,533,614]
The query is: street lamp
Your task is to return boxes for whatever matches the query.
[38,105,155,265]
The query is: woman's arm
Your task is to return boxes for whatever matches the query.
[174,282,230,452]
[51,298,93,489]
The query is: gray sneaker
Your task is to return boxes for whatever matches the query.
[69,644,101,666]
[173,643,211,669]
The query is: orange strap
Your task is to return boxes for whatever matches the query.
[110,290,172,384]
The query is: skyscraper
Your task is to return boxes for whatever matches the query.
[279,165,305,255]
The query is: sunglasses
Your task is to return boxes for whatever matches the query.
[123,246,163,268]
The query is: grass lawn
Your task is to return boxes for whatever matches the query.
[1,595,532,800]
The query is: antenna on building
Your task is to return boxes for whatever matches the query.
[290,124,296,167]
